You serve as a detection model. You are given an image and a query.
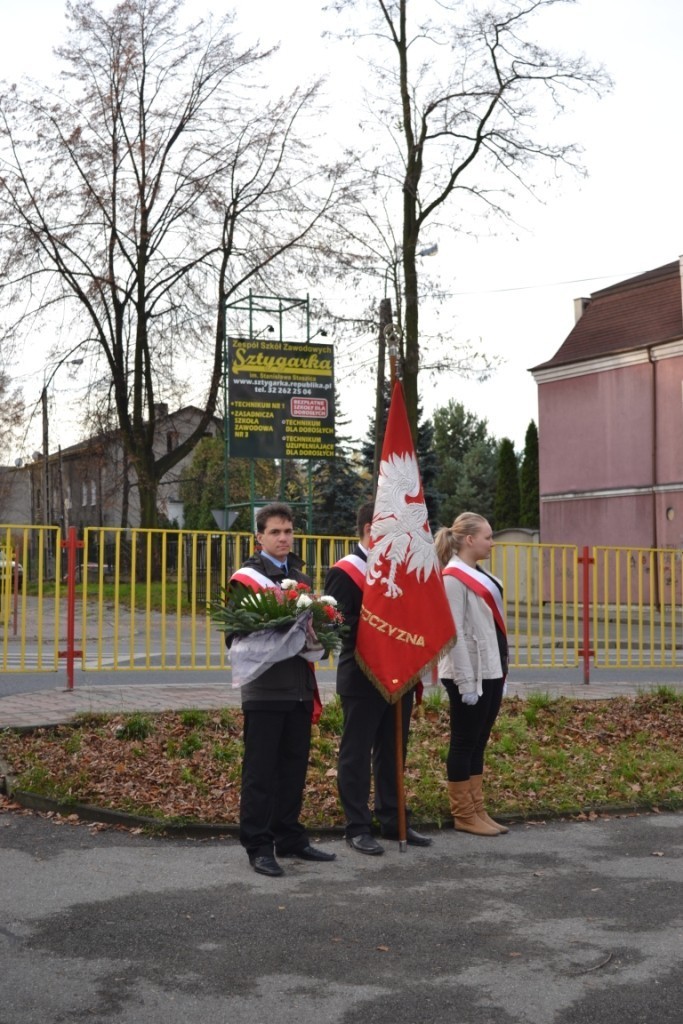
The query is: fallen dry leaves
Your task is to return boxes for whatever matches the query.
[0,693,682,828]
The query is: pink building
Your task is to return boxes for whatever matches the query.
[531,257,683,550]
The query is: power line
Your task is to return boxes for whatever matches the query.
[437,269,644,298]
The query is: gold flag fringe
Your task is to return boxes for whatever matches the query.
[354,633,457,705]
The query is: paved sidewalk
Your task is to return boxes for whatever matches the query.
[1,673,682,729]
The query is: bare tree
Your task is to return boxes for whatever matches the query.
[319,186,497,394]
[0,369,24,464]
[0,0,345,528]
[329,0,611,436]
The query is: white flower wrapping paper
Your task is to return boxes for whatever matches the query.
[299,613,325,662]
[229,613,313,687]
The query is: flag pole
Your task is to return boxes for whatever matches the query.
[385,323,409,854]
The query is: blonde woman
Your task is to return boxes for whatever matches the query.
[434,513,509,837]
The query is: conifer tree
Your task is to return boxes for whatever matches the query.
[311,395,367,536]
[519,421,540,530]
[493,438,520,530]
[432,401,497,525]
[439,440,497,527]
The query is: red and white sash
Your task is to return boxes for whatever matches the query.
[442,562,506,637]
[332,552,366,589]
[230,566,276,592]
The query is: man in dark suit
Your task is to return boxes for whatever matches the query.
[324,502,432,854]
[229,502,336,877]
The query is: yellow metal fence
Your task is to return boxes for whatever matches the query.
[2,525,682,676]
[591,546,683,669]
[488,542,580,669]
[1,525,62,672]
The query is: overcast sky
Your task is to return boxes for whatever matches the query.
[3,0,682,459]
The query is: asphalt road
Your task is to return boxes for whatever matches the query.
[1,807,681,1024]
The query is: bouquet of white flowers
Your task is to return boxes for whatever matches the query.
[210,579,348,686]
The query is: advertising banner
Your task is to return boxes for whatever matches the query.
[228,337,335,459]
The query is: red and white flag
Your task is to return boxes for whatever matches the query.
[355,380,456,702]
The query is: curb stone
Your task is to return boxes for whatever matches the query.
[4,767,680,838]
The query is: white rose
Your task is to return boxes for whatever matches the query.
[280,579,297,591]
[296,594,313,609]
[319,595,337,607]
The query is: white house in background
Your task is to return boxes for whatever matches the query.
[25,404,221,532]
[0,464,31,526]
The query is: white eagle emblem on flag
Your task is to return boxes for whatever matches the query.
[366,451,440,599]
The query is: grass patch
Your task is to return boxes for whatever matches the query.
[177,731,204,758]
[25,579,195,615]
[115,713,154,741]
[179,709,210,729]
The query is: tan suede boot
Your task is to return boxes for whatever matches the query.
[447,780,500,836]
[469,774,509,834]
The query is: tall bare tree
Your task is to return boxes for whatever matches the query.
[330,0,611,436]
[0,370,23,464]
[0,0,345,527]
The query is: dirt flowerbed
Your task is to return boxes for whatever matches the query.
[1,692,682,829]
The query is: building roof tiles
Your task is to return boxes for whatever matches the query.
[533,260,683,371]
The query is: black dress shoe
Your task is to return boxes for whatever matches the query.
[346,834,385,856]
[249,854,284,877]
[279,844,336,862]
[382,827,433,847]
[406,827,433,847]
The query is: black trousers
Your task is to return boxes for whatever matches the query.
[442,678,504,781]
[338,688,414,837]
[239,702,312,858]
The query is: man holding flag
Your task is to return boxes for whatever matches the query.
[325,502,431,854]
[327,380,456,850]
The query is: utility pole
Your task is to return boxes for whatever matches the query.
[41,386,50,528]
[373,297,392,496]
[39,354,85,576]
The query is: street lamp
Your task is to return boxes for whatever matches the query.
[39,353,85,576]
[41,357,85,529]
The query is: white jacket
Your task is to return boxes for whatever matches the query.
[438,555,504,696]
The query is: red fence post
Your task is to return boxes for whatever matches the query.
[59,526,84,691]
[577,545,594,684]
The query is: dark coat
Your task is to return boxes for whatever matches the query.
[324,545,374,698]
[229,550,315,705]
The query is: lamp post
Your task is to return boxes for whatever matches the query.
[40,354,85,573]
[41,357,85,526]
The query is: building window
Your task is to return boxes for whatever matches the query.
[82,482,88,507]
[91,480,97,506]
[167,430,179,453]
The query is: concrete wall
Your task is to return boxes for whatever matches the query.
[538,362,655,495]
[538,354,683,549]
[0,466,31,525]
